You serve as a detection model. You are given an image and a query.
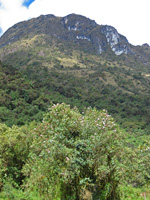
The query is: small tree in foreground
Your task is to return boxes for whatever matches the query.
[22,103,149,200]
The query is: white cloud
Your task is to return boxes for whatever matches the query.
[0,0,28,32]
[0,0,150,45]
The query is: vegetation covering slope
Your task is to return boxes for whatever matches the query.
[1,46,150,132]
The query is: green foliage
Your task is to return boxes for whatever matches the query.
[0,62,48,126]
[120,185,144,200]
[0,176,41,200]
[21,103,149,200]
[0,122,35,189]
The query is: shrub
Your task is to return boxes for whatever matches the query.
[22,103,149,199]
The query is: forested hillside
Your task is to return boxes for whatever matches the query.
[0,13,150,199]
[1,54,150,132]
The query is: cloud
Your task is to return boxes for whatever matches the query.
[0,0,29,33]
[0,0,100,33]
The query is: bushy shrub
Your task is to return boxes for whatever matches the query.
[22,103,149,200]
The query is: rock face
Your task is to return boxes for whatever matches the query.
[100,26,132,55]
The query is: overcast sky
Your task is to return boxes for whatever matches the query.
[0,0,150,46]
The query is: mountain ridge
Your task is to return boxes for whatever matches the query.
[1,13,150,67]
[0,13,134,55]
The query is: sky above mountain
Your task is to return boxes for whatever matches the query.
[0,0,150,46]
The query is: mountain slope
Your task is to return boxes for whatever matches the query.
[0,13,150,130]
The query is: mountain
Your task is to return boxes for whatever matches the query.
[0,13,150,130]
[0,14,132,55]
[0,13,150,62]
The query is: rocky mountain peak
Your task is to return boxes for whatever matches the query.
[61,13,97,31]
[0,13,146,59]
[142,43,150,48]
[59,14,132,56]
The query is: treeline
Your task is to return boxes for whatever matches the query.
[0,103,150,199]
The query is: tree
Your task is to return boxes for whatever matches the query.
[22,103,149,200]
[0,123,34,189]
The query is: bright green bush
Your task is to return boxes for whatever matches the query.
[120,185,144,200]
[0,122,35,190]
[22,103,148,200]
